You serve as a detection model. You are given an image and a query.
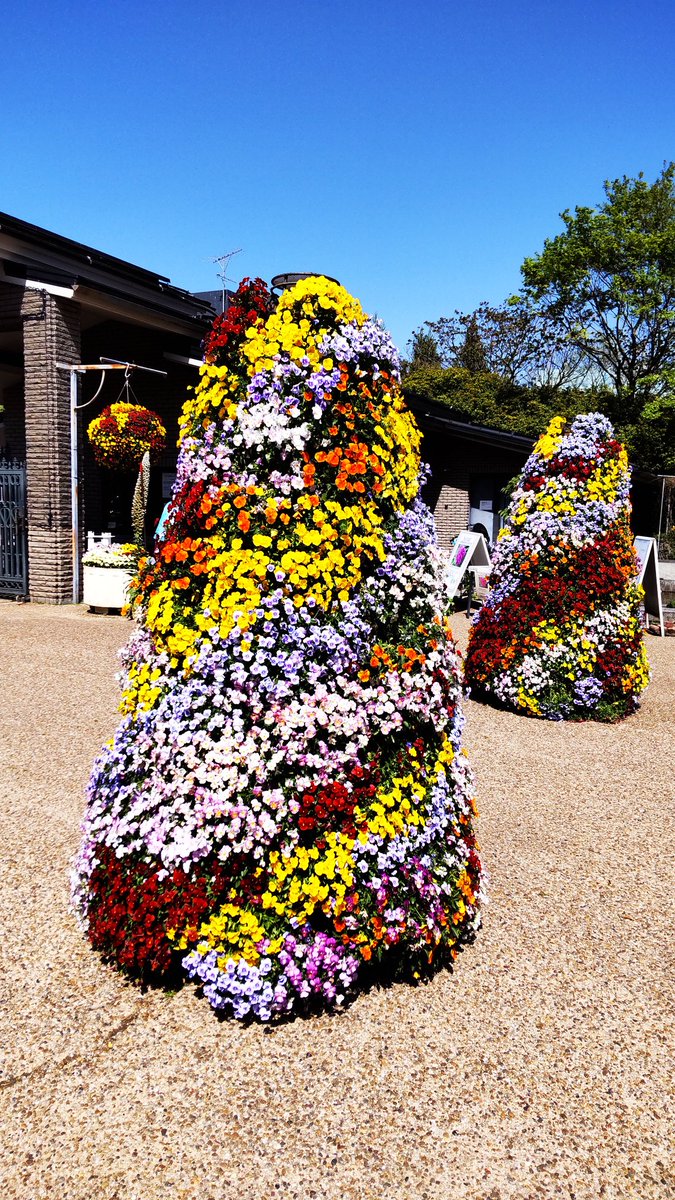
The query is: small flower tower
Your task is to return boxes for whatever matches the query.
[464,413,649,720]
[72,277,484,1019]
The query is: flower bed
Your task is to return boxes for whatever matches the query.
[72,276,484,1020]
[82,542,140,571]
[82,543,140,610]
[464,413,650,721]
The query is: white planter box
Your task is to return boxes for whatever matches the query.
[83,565,133,610]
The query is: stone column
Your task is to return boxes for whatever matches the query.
[21,289,81,603]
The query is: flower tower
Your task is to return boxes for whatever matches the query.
[72,277,484,1020]
[464,413,649,721]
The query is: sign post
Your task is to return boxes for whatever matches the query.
[446,531,491,600]
[634,535,665,637]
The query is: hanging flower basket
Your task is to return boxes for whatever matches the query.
[88,403,166,472]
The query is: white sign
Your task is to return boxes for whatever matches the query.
[446,531,491,599]
[470,565,492,603]
[634,535,665,637]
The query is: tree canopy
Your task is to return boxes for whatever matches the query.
[405,165,675,474]
[521,163,675,415]
[420,299,580,389]
[403,364,606,442]
[403,327,442,375]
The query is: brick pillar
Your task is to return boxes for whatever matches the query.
[21,289,81,603]
[433,478,471,549]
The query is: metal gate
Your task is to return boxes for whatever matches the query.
[0,459,27,598]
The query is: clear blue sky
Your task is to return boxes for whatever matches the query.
[1,1,673,351]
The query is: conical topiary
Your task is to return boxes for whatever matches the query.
[72,276,484,1019]
[464,413,650,721]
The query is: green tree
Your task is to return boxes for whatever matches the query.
[457,315,488,373]
[423,299,580,388]
[402,364,605,441]
[622,371,675,473]
[402,327,442,375]
[521,164,675,419]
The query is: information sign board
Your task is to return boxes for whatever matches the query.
[470,566,492,603]
[634,535,665,637]
[446,531,491,599]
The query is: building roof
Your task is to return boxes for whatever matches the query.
[408,395,534,452]
[0,211,215,334]
[193,289,235,317]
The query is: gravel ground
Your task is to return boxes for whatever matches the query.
[0,602,673,1200]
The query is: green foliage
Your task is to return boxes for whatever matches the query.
[457,316,488,373]
[423,298,580,388]
[623,386,675,474]
[521,164,675,409]
[402,328,442,376]
[403,364,610,442]
[660,526,675,561]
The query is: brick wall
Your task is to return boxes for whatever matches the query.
[432,481,472,550]
[21,289,81,603]
[420,429,529,552]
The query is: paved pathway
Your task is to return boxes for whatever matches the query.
[1,603,673,1199]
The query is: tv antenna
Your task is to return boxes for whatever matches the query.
[212,247,242,314]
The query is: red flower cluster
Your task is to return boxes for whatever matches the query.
[203,277,273,367]
[297,762,380,842]
[432,666,457,719]
[86,847,231,978]
[466,522,642,693]
[524,441,626,493]
[567,529,637,613]
[160,478,211,546]
[596,640,642,685]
